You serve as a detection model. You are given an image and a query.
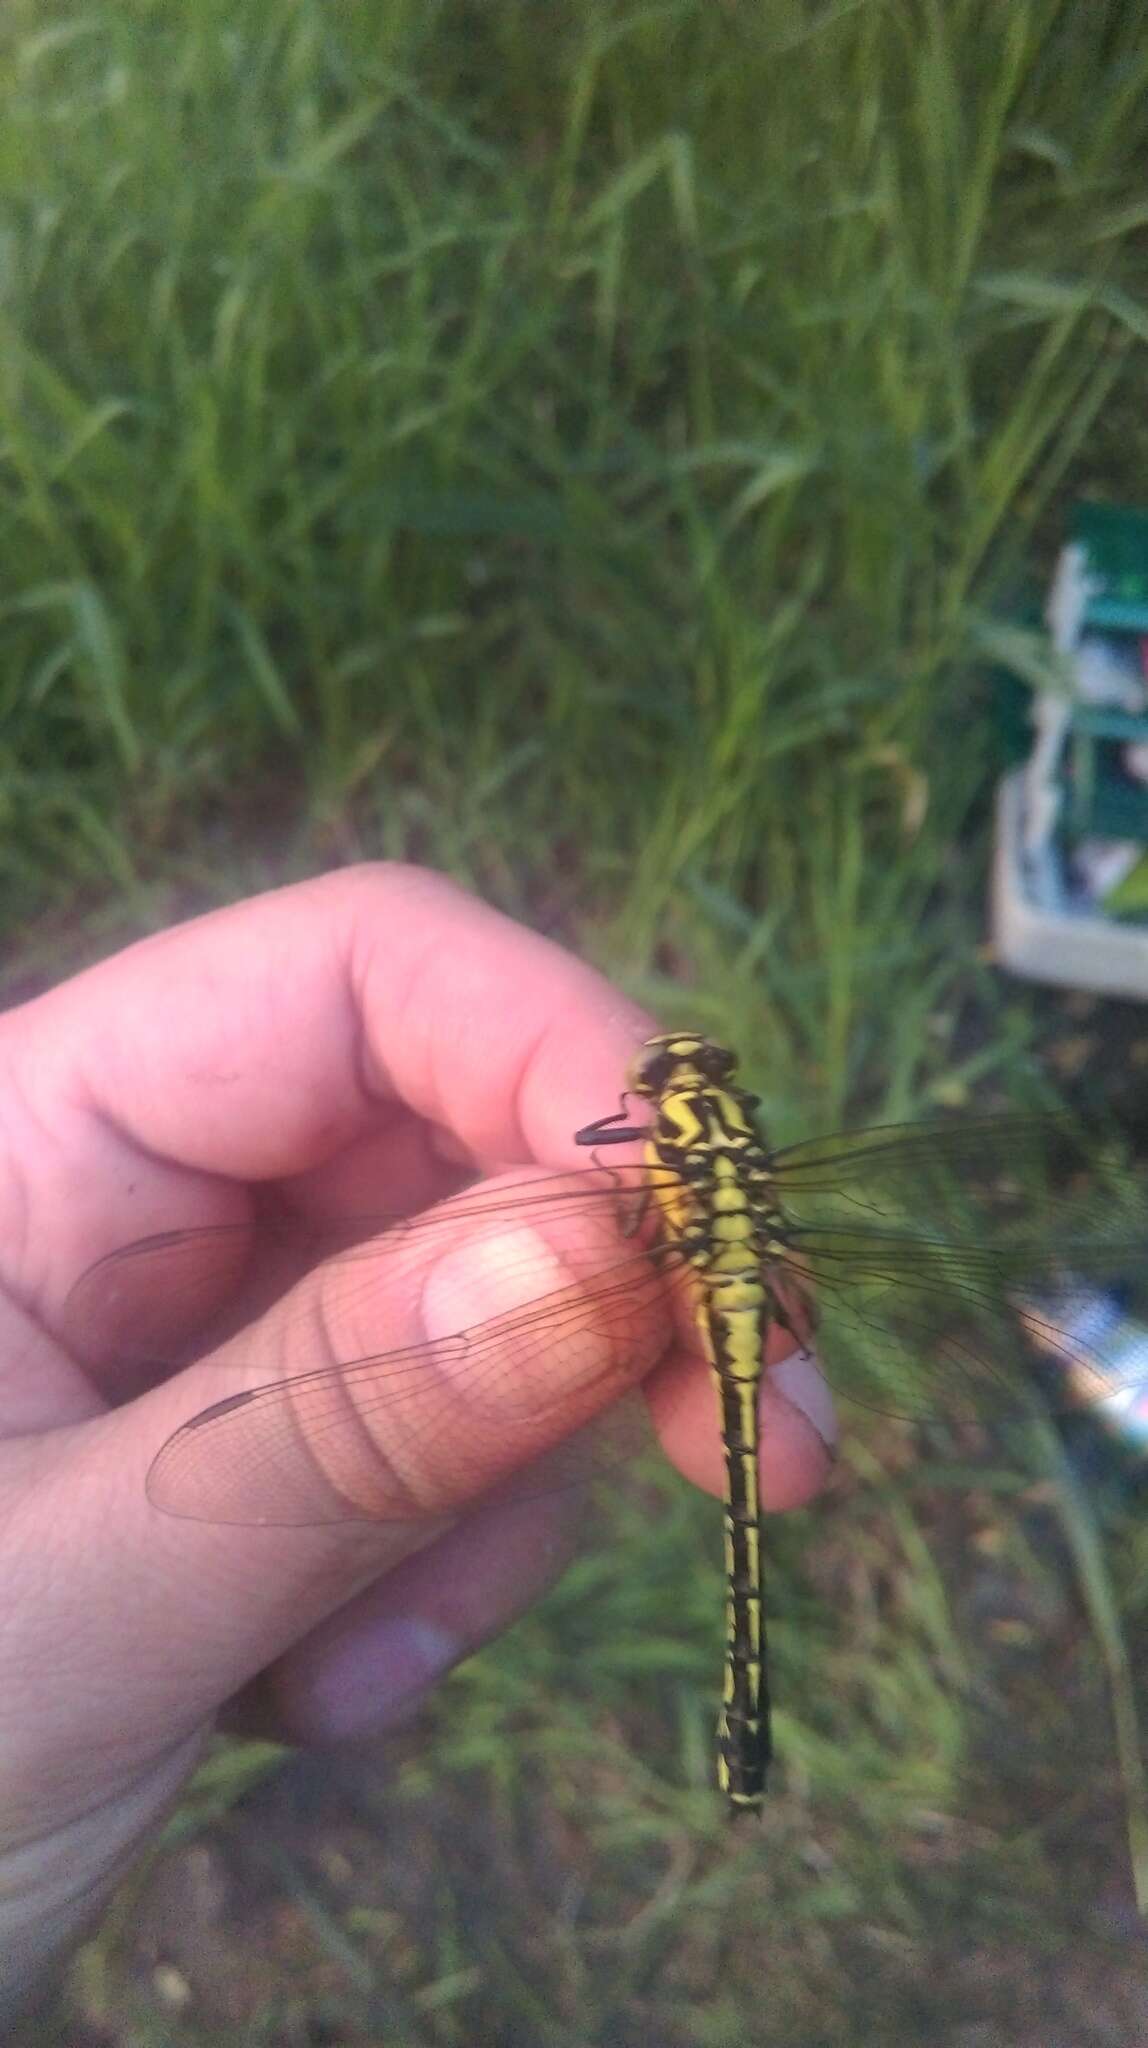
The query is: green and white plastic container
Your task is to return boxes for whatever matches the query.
[993,503,1148,1001]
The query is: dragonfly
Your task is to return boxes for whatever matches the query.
[63,1032,1146,1814]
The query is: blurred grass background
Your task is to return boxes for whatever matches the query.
[7,0,1148,2041]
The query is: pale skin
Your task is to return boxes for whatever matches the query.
[0,864,834,2016]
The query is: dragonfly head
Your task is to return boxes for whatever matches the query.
[628,1033,738,1098]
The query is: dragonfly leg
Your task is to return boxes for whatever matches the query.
[573,1100,644,1146]
[618,1182,654,1240]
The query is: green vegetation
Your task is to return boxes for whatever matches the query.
[8,1,1148,2041]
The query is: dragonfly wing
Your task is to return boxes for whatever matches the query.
[769,1112,1084,1194]
[143,1247,681,1526]
[60,1165,673,1373]
[781,1226,1147,1421]
[774,1114,1148,1259]
[765,1111,1148,1422]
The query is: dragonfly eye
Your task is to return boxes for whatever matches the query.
[628,1049,676,1097]
[697,1040,737,1083]
[629,1033,738,1095]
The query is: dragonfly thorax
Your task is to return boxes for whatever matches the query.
[642,1080,787,1270]
[649,1084,760,1161]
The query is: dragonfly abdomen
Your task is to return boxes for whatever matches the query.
[701,1278,772,1811]
[624,1032,782,1816]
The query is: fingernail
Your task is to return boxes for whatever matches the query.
[770,1348,838,1457]
[375,1618,462,1720]
[316,1617,462,1734]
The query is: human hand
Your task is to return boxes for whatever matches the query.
[0,864,833,2011]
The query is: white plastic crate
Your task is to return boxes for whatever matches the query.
[992,767,1148,1001]
[991,514,1148,1002]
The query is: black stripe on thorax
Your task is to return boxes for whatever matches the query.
[669,1087,755,1146]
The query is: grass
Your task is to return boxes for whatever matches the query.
[7,0,1148,2040]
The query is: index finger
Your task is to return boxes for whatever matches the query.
[1,864,652,1322]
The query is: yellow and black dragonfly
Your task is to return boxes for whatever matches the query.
[63,1033,1145,1813]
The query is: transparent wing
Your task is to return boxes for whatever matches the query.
[780,1237,1123,1422]
[770,1112,1080,1191]
[62,1168,689,1528]
[144,1250,676,1526]
[61,1116,1148,1525]
[769,1111,1146,1421]
[770,1113,1123,1248]
[62,1165,677,1372]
